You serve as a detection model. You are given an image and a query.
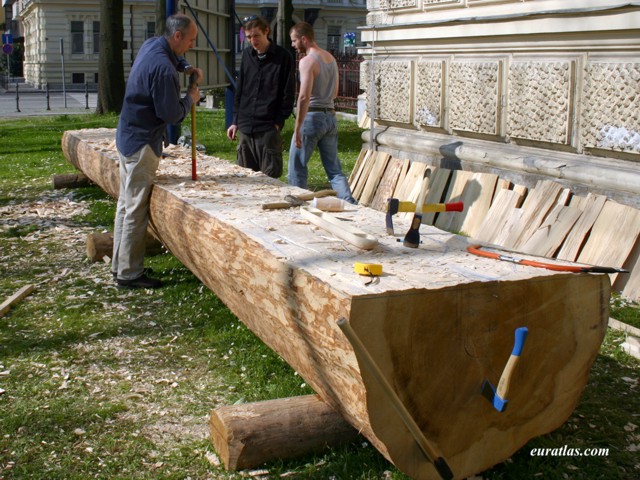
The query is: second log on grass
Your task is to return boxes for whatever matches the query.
[85,232,165,263]
[210,394,359,470]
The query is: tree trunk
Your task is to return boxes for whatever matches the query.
[96,0,125,114]
[61,129,610,480]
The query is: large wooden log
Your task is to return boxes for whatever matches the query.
[61,129,610,480]
[210,395,359,470]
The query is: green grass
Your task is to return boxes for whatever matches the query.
[0,111,638,479]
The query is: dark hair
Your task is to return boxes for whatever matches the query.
[165,13,193,37]
[243,16,269,34]
[290,22,315,42]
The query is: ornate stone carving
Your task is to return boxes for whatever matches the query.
[377,61,412,123]
[369,0,417,9]
[424,0,462,6]
[449,61,500,135]
[415,61,444,128]
[508,61,573,145]
[581,62,640,154]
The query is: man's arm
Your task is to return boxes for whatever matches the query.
[294,57,315,148]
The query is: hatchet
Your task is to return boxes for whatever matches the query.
[481,326,529,412]
[386,199,464,235]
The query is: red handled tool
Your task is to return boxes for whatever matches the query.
[189,72,198,181]
[467,244,629,273]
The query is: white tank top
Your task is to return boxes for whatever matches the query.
[309,52,337,109]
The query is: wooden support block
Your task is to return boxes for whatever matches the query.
[51,173,92,189]
[210,395,359,471]
[86,232,165,263]
[0,284,36,318]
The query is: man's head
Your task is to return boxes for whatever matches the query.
[243,17,271,55]
[165,14,197,56]
[289,22,315,55]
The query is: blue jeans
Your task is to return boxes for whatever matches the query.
[288,111,356,203]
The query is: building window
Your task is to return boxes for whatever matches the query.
[146,21,155,39]
[93,21,100,54]
[327,26,341,55]
[72,73,85,84]
[71,21,84,54]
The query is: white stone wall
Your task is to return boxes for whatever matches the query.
[360,0,640,181]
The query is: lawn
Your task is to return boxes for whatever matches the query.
[0,110,638,479]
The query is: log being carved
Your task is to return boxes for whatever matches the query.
[62,128,609,479]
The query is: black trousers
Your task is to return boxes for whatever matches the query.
[237,127,283,179]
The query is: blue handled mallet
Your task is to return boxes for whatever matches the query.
[481,326,528,412]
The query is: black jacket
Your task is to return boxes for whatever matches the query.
[233,41,295,134]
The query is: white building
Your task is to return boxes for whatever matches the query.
[7,0,367,91]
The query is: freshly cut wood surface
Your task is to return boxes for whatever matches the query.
[210,395,358,470]
[62,129,610,480]
[577,201,640,285]
[520,205,582,257]
[421,168,451,226]
[370,157,404,212]
[556,193,607,261]
[436,171,498,237]
[502,180,563,249]
[359,152,391,206]
[473,189,525,244]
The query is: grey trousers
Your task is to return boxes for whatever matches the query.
[112,145,160,280]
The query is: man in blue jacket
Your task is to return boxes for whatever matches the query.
[113,13,202,289]
[226,16,295,178]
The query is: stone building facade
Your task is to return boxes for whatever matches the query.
[359,0,640,207]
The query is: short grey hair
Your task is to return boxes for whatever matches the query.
[164,14,193,37]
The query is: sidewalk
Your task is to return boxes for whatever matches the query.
[0,86,98,118]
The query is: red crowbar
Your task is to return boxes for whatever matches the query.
[189,72,198,181]
[467,244,629,274]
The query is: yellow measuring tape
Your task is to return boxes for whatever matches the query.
[354,262,383,276]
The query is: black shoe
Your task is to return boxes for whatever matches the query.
[116,274,163,289]
[112,267,154,281]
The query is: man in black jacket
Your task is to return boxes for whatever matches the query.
[226,16,295,178]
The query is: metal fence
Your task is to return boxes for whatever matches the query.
[334,54,363,113]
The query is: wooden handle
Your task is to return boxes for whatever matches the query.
[496,327,528,398]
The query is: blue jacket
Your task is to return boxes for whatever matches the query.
[116,36,193,157]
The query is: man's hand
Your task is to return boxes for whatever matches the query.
[188,85,201,104]
[227,124,238,141]
[294,129,302,149]
[186,66,203,84]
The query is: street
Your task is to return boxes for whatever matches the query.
[0,85,98,117]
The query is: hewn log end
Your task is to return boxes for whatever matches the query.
[210,394,359,471]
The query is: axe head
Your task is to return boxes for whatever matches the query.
[386,198,400,235]
[481,379,509,412]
